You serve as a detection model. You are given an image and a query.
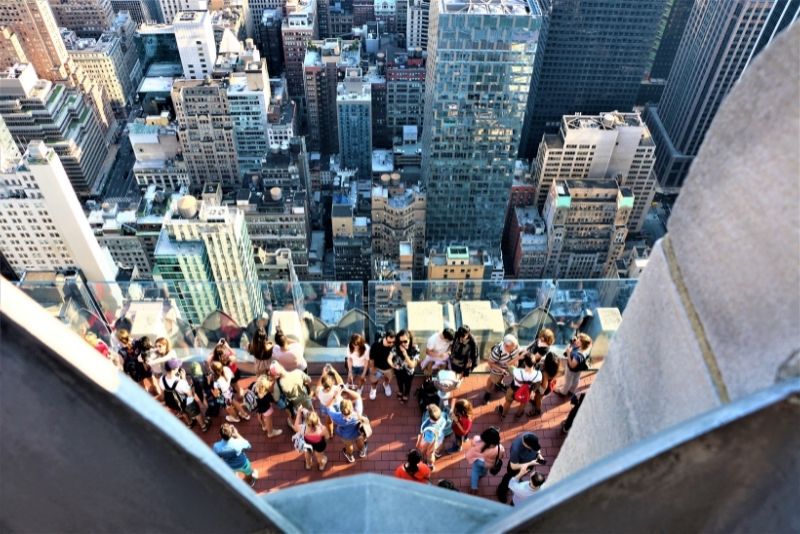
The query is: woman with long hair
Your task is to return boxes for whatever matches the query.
[390,329,420,404]
[293,408,330,471]
[346,333,370,393]
[498,355,542,421]
[316,364,345,436]
[328,398,367,463]
[248,328,274,376]
[273,329,307,372]
[449,326,478,379]
[465,427,504,495]
[254,375,282,438]
[394,448,431,483]
[211,361,250,423]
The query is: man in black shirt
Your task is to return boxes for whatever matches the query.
[369,330,396,400]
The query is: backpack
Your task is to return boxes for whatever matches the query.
[415,377,439,415]
[243,384,259,412]
[358,416,373,439]
[162,376,187,412]
[120,347,138,380]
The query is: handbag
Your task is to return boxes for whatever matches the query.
[513,383,532,403]
[489,444,503,475]
[291,424,311,452]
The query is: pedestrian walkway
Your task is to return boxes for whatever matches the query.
[195,372,595,500]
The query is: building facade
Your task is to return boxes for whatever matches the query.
[542,179,632,279]
[174,10,218,79]
[371,179,426,279]
[171,78,240,188]
[422,0,541,254]
[531,112,657,232]
[282,0,319,100]
[0,63,108,197]
[49,0,115,38]
[0,139,116,281]
[645,0,793,190]
[519,0,668,159]
[385,49,425,142]
[337,68,372,180]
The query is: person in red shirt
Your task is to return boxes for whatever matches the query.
[446,399,474,453]
[394,449,431,484]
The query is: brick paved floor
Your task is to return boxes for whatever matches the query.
[194,372,595,502]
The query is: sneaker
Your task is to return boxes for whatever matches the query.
[369,387,377,400]
[342,448,356,463]
[359,443,368,458]
[267,429,283,438]
[357,386,364,395]
[383,383,392,397]
[226,415,241,423]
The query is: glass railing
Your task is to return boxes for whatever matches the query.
[17,276,637,368]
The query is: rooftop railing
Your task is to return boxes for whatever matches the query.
[16,276,636,370]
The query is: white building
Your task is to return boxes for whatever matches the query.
[174,10,217,79]
[159,0,206,24]
[0,139,117,281]
[156,190,264,325]
[406,0,429,51]
[129,118,189,189]
[532,111,657,232]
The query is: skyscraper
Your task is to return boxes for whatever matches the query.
[48,0,115,38]
[531,111,657,232]
[519,0,668,159]
[541,179,632,279]
[282,0,319,100]
[171,78,240,188]
[646,0,795,190]
[174,10,218,79]
[406,0,430,51]
[337,68,372,180]
[422,0,542,254]
[0,139,117,281]
[303,38,360,154]
[0,63,109,197]
[159,0,208,24]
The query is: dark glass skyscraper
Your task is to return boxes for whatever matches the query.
[519,0,669,159]
[645,0,796,190]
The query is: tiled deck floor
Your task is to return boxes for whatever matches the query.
[195,372,595,501]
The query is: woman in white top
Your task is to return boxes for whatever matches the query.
[346,333,370,393]
[498,355,542,421]
[211,361,250,423]
[273,330,308,372]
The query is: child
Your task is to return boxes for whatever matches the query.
[446,399,474,453]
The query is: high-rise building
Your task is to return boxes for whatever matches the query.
[108,11,144,102]
[303,38,360,154]
[371,177,426,279]
[0,63,109,197]
[506,206,547,278]
[531,111,657,232]
[385,48,425,142]
[645,0,795,191]
[337,68,372,180]
[0,139,117,281]
[137,22,180,71]
[542,179,632,279]
[61,30,135,118]
[174,10,218,79]
[155,186,264,325]
[282,0,319,100]
[375,0,397,32]
[211,10,247,49]
[88,202,153,278]
[111,0,155,23]
[366,66,390,149]
[171,78,240,188]
[129,118,189,189]
[0,28,28,69]
[258,9,284,76]
[250,0,285,48]
[422,0,541,254]
[49,0,115,38]
[216,39,271,176]
[267,76,298,145]
[519,0,668,159]
[637,0,694,105]
[159,0,208,24]
[332,195,372,283]
[406,0,429,51]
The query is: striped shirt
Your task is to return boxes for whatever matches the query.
[489,344,520,375]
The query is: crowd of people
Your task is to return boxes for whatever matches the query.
[82,321,593,501]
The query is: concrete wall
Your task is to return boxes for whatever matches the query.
[547,23,800,485]
[0,277,294,533]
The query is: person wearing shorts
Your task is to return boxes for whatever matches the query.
[421,328,454,377]
[213,423,258,487]
[346,334,370,393]
[368,331,396,400]
[483,334,521,405]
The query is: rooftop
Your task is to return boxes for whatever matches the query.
[441,0,536,15]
